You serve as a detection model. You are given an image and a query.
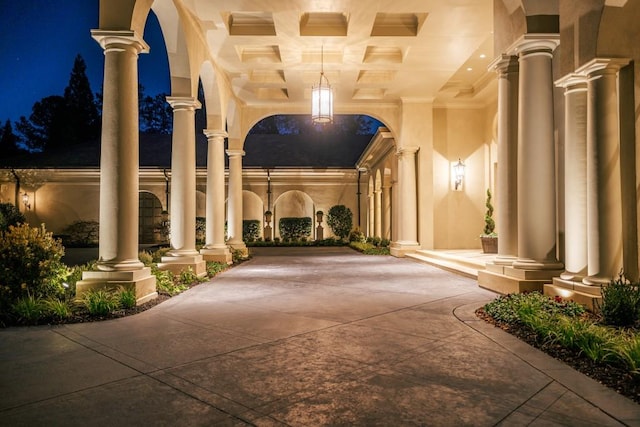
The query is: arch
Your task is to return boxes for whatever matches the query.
[243,190,264,221]
[273,190,315,238]
[138,191,163,243]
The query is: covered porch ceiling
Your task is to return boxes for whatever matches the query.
[158,0,496,114]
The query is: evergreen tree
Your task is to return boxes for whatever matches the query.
[63,54,100,145]
[16,96,67,151]
[0,120,21,156]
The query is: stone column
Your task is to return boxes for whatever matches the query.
[200,129,232,264]
[512,36,563,273]
[368,192,375,237]
[374,188,382,238]
[555,75,588,280]
[490,54,519,265]
[159,97,206,276]
[77,30,156,304]
[580,59,629,285]
[226,149,247,255]
[390,146,420,256]
[381,183,391,240]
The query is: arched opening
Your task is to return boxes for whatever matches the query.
[139,191,163,244]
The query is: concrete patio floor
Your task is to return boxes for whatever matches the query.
[1,246,639,426]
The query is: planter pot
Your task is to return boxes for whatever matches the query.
[480,236,498,254]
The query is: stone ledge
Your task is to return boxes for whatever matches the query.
[477,270,548,295]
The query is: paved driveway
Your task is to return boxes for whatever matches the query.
[1,247,639,426]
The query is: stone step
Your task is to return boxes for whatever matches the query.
[406,250,491,278]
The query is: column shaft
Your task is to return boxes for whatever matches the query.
[391,147,419,252]
[491,55,519,264]
[368,193,375,237]
[374,189,382,237]
[513,38,562,270]
[226,149,247,252]
[382,185,391,239]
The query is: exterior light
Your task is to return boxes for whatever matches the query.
[311,46,333,124]
[22,192,31,210]
[453,158,466,190]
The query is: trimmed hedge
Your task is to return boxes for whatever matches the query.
[279,217,312,241]
[243,219,261,242]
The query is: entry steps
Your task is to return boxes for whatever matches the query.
[406,249,495,279]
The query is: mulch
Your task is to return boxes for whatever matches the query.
[475,307,640,405]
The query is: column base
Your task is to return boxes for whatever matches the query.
[512,258,564,271]
[543,278,602,311]
[200,246,233,264]
[493,255,517,266]
[227,241,249,257]
[76,267,157,306]
[477,269,550,295]
[158,254,207,277]
[390,241,420,257]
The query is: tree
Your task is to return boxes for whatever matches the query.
[16,96,67,151]
[63,54,100,145]
[327,205,353,240]
[0,120,21,156]
[140,92,173,134]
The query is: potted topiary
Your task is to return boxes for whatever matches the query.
[480,188,498,253]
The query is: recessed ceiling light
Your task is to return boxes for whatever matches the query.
[479,54,486,59]
[466,67,473,71]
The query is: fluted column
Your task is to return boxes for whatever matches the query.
[490,54,519,265]
[390,146,419,256]
[200,129,232,264]
[580,59,629,285]
[374,189,382,237]
[226,149,247,254]
[512,36,563,272]
[77,30,156,305]
[555,75,588,280]
[381,183,391,239]
[158,97,206,276]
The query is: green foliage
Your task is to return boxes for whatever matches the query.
[279,217,312,241]
[80,289,120,316]
[138,251,154,267]
[483,188,496,236]
[196,217,206,244]
[0,202,26,232]
[44,297,73,320]
[65,260,96,297]
[243,219,261,242]
[12,294,46,324]
[600,273,640,327]
[0,120,22,156]
[61,220,99,247]
[327,205,353,240]
[232,249,249,264]
[483,292,585,324]
[207,261,227,277]
[349,241,390,255]
[151,247,171,263]
[179,267,202,287]
[349,229,366,243]
[0,224,68,309]
[118,287,137,309]
[151,266,186,296]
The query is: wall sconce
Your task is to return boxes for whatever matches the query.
[453,158,466,191]
[22,192,31,210]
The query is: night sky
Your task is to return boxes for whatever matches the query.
[0,1,169,124]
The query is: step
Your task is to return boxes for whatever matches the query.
[406,250,490,278]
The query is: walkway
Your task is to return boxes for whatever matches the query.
[1,247,639,426]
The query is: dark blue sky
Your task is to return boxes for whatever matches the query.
[0,1,169,123]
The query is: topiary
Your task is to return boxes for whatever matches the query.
[327,205,353,240]
[483,189,496,236]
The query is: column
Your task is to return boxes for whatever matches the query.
[581,59,629,285]
[226,149,248,255]
[200,129,232,264]
[381,183,391,239]
[390,146,419,256]
[555,75,588,280]
[77,30,156,305]
[512,36,563,272]
[490,54,519,265]
[374,188,382,237]
[159,97,206,276]
[368,192,375,237]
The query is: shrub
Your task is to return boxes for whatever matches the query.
[118,286,137,309]
[0,202,25,232]
[349,229,366,243]
[151,266,186,296]
[349,241,390,255]
[196,217,206,243]
[207,261,227,277]
[483,292,584,324]
[179,267,202,287]
[138,251,154,267]
[380,238,390,247]
[61,220,99,247]
[483,188,496,236]
[0,224,68,308]
[279,217,312,241]
[65,260,97,297]
[151,247,171,263]
[328,205,353,240]
[12,294,46,324]
[80,289,120,316]
[243,219,261,242]
[44,297,73,320]
[599,273,640,327]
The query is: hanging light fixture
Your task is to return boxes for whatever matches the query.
[311,46,333,124]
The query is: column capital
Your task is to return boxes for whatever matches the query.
[576,57,631,78]
[396,146,419,156]
[226,149,245,158]
[489,54,518,74]
[166,97,201,111]
[508,33,559,58]
[91,29,149,54]
[203,129,228,141]
[555,73,588,91]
